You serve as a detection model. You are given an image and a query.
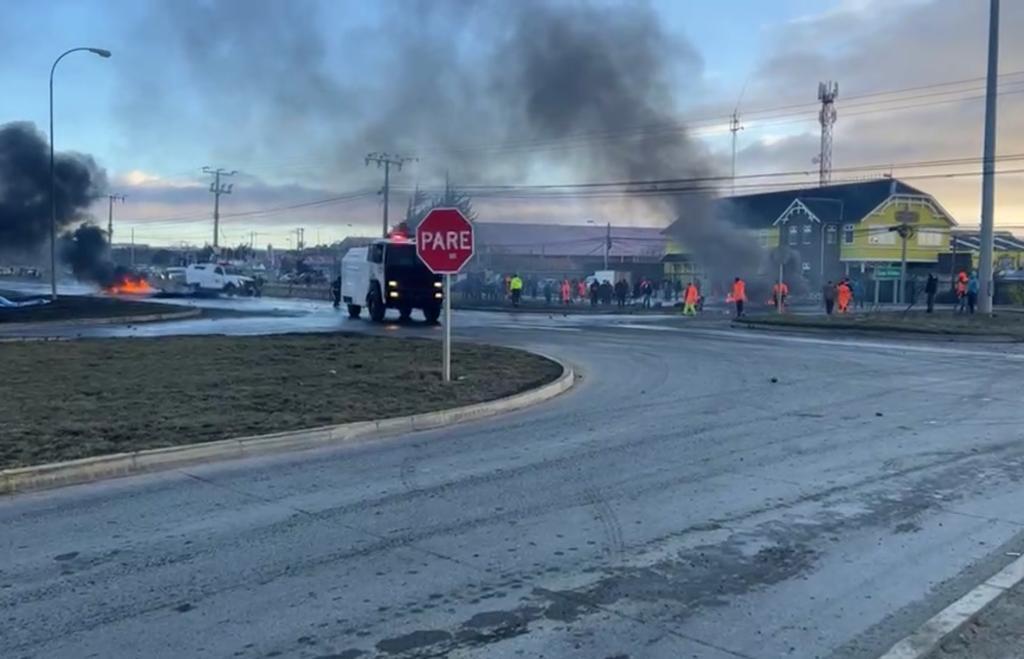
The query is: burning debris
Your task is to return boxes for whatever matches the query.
[60,224,152,294]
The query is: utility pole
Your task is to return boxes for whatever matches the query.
[202,166,236,249]
[130,227,135,267]
[295,228,305,251]
[817,81,839,186]
[729,111,743,196]
[891,222,915,305]
[604,222,611,270]
[106,194,126,243]
[365,152,415,238]
[978,0,1000,314]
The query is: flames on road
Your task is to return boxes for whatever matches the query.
[105,273,154,296]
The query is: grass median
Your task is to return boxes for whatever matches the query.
[737,310,1024,338]
[0,333,563,469]
[0,291,180,324]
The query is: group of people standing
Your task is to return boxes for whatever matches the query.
[821,278,860,315]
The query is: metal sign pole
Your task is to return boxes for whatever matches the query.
[444,274,452,383]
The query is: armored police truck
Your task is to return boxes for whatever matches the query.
[341,238,443,322]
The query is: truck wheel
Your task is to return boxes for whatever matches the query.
[346,304,361,319]
[224,283,237,296]
[398,305,412,322]
[367,290,386,322]
[423,303,441,324]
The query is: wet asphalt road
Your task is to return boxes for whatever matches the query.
[3,292,1024,659]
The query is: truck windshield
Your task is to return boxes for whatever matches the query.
[385,244,425,269]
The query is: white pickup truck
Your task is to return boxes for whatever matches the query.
[157,264,257,296]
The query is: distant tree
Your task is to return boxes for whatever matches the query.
[404,174,477,233]
[150,249,173,266]
[196,244,215,263]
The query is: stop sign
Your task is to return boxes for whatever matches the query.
[416,207,475,274]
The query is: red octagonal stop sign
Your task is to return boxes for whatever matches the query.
[416,207,475,274]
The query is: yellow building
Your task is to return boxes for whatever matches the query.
[663,178,957,296]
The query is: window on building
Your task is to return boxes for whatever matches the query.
[917,229,943,247]
[843,224,855,244]
[867,227,897,245]
[788,225,798,246]
[802,225,812,245]
[826,225,837,244]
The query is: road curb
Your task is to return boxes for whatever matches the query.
[878,554,1024,659]
[0,357,576,495]
[0,307,201,332]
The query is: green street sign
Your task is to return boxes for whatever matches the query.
[874,266,901,280]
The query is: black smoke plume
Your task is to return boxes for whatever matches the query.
[59,224,141,288]
[0,122,107,251]
[136,1,764,283]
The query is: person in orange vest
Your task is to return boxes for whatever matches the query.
[771,281,789,309]
[731,277,747,317]
[836,279,852,313]
[683,281,699,316]
[955,270,968,313]
[576,279,587,301]
[560,278,571,305]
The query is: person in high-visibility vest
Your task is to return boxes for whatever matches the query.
[955,271,968,313]
[771,281,789,309]
[509,273,523,307]
[836,279,852,313]
[576,279,587,301]
[683,282,699,316]
[560,279,571,305]
[731,277,747,317]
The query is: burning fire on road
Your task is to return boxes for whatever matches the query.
[104,273,154,296]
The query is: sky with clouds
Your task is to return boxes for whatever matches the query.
[2,0,1021,247]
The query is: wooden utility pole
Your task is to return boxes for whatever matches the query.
[365,153,415,238]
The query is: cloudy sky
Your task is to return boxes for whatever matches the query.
[3,0,1021,247]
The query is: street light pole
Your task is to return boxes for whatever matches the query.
[49,47,111,301]
[978,0,1000,314]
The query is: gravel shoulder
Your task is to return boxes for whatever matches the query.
[0,333,562,469]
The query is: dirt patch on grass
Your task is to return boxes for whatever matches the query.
[0,333,563,469]
[0,293,183,324]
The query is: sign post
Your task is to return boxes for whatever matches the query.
[415,208,475,382]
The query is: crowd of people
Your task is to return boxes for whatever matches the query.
[459,269,987,317]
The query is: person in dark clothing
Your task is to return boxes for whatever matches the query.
[589,280,600,306]
[925,273,938,313]
[822,280,836,315]
[614,279,628,308]
[331,276,341,309]
[600,280,613,305]
[543,280,553,305]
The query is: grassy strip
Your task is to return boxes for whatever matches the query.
[0,333,562,469]
[737,311,1024,337]
[0,293,179,324]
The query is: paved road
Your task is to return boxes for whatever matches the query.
[3,301,1024,658]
